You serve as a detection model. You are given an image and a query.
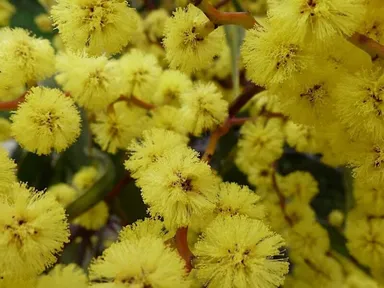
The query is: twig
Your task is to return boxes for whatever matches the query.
[130,95,156,110]
[0,92,27,110]
[214,0,230,9]
[175,227,193,272]
[271,167,293,226]
[105,173,132,202]
[228,82,265,117]
[349,32,384,60]
[193,0,258,29]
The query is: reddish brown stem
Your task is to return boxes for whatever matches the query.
[228,83,265,117]
[197,0,258,29]
[175,227,193,272]
[214,0,230,9]
[271,168,293,226]
[349,32,384,60]
[0,92,27,110]
[105,173,132,202]
[130,95,156,110]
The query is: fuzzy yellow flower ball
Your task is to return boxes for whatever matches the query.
[11,87,81,155]
[51,0,138,56]
[37,264,88,288]
[0,183,69,278]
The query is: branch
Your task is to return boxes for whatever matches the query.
[105,173,132,202]
[0,92,27,110]
[348,32,384,60]
[175,227,193,272]
[193,0,258,29]
[130,95,156,110]
[228,82,265,117]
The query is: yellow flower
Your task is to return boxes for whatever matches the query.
[51,0,138,56]
[73,201,109,230]
[0,183,69,277]
[34,13,53,33]
[346,216,384,269]
[287,220,330,258]
[332,67,384,142]
[46,183,78,207]
[328,209,344,227]
[0,276,36,288]
[37,264,88,288]
[285,121,318,154]
[194,215,289,288]
[89,237,189,287]
[72,166,99,192]
[354,181,384,217]
[150,106,188,135]
[143,8,169,42]
[0,118,11,141]
[137,146,219,229]
[125,128,188,179]
[214,182,265,220]
[152,69,192,106]
[0,148,16,195]
[277,171,319,203]
[180,82,228,136]
[119,218,168,242]
[0,53,24,101]
[242,24,313,88]
[236,117,284,171]
[119,49,162,101]
[292,254,343,287]
[163,4,225,74]
[11,87,81,155]
[91,102,149,154]
[0,28,55,84]
[269,0,366,42]
[56,52,122,111]
[0,0,15,26]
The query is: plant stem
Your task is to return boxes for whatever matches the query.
[0,92,27,110]
[195,0,258,29]
[228,82,265,117]
[349,32,384,60]
[271,167,293,226]
[105,173,132,202]
[175,227,193,272]
[130,95,156,110]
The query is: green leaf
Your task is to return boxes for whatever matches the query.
[66,149,115,221]
[224,25,245,100]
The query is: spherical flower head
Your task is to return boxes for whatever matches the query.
[0,148,16,195]
[277,70,336,127]
[35,13,53,33]
[0,183,69,277]
[285,121,318,153]
[346,216,384,269]
[180,82,228,136]
[292,254,343,287]
[150,106,188,135]
[0,276,36,288]
[215,182,265,220]
[203,42,232,80]
[138,146,219,229]
[194,215,289,288]
[0,118,11,141]
[246,164,275,194]
[268,0,366,42]
[144,8,169,42]
[0,28,55,84]
[0,0,15,26]
[46,183,78,207]
[332,67,384,142]
[236,117,284,172]
[72,166,100,192]
[73,201,109,230]
[37,264,88,288]
[328,209,344,227]
[89,236,190,287]
[286,220,329,258]
[119,49,162,101]
[249,90,282,117]
[0,53,25,101]
[277,171,319,203]
[284,200,315,225]
[51,0,138,56]
[119,218,168,242]
[91,102,148,154]
[152,70,192,106]
[11,87,81,155]
[354,181,384,217]
[242,24,313,88]
[359,5,384,45]
[163,4,225,74]
[56,52,122,111]
[125,128,188,179]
